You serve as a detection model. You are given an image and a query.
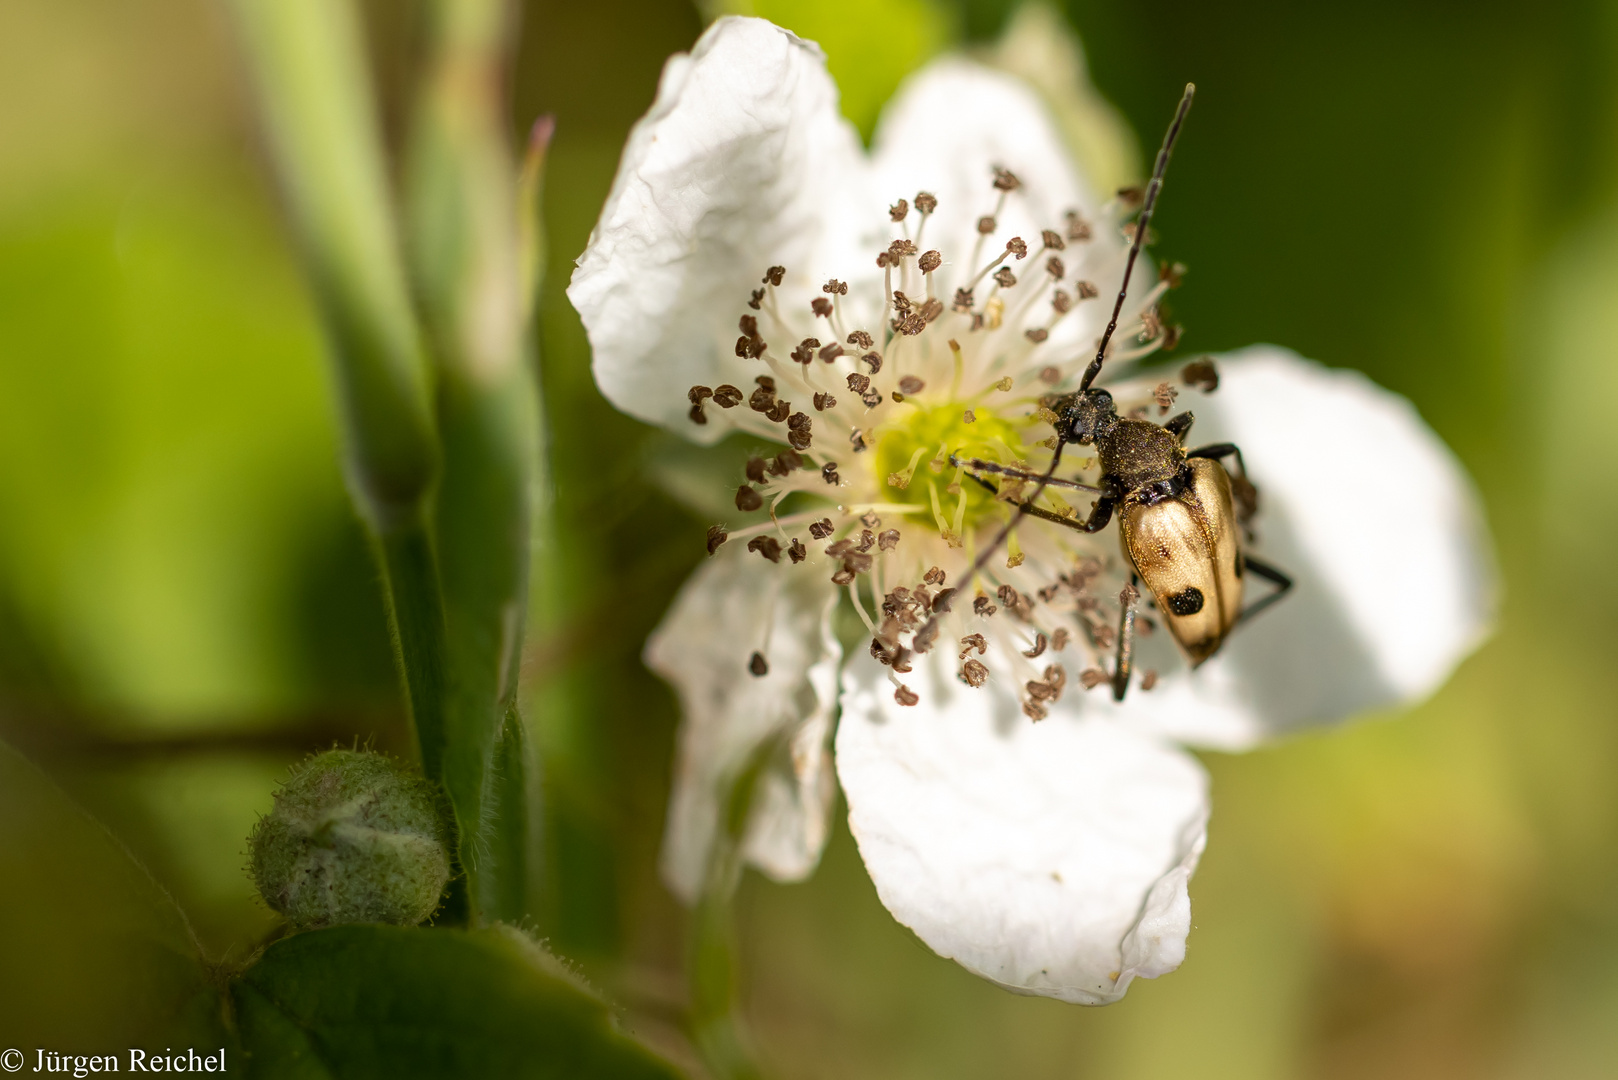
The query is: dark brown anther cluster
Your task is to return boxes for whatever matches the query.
[1025,328,1049,343]
[920,297,943,323]
[712,384,743,408]
[887,239,918,261]
[745,456,766,483]
[850,428,869,450]
[1079,668,1107,690]
[808,518,834,539]
[1006,236,1028,260]
[1065,210,1091,242]
[1076,281,1099,299]
[748,536,782,563]
[790,338,820,365]
[977,216,997,235]
[706,525,728,554]
[766,449,802,476]
[993,167,1022,191]
[688,385,713,425]
[914,190,937,213]
[958,634,987,658]
[1041,228,1065,251]
[974,594,997,617]
[877,528,900,551]
[1046,255,1065,279]
[847,330,874,349]
[735,485,762,512]
[1022,632,1048,658]
[1182,357,1219,392]
[749,651,769,676]
[894,685,920,707]
[919,250,942,273]
[735,313,766,358]
[1022,665,1067,720]
[997,584,1032,621]
[788,538,807,563]
[813,392,836,411]
[889,198,909,221]
[924,566,946,586]
[824,279,848,295]
[748,287,765,310]
[818,341,844,362]
[846,372,870,394]
[1154,382,1179,413]
[959,659,989,687]
[821,462,841,485]
[786,411,812,450]
[862,351,883,374]
[763,265,785,286]
[1162,325,1183,350]
[1052,290,1072,314]
[811,297,833,317]
[993,266,1017,289]
[897,375,924,395]
[1051,627,1070,650]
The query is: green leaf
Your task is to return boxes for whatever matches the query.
[231,924,686,1079]
[0,740,225,1044]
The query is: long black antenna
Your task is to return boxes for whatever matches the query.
[1079,83,1195,392]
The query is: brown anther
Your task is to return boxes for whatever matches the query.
[811,297,833,318]
[1022,632,1048,659]
[897,375,924,394]
[749,287,765,310]
[1079,668,1108,690]
[826,539,853,558]
[846,373,870,394]
[1026,678,1057,702]
[971,313,986,331]
[749,387,776,413]
[918,250,942,273]
[1141,669,1159,691]
[790,338,819,365]
[787,411,811,431]
[689,385,713,405]
[808,517,834,539]
[1038,365,1061,384]
[860,511,880,528]
[952,287,975,312]
[1182,358,1219,392]
[920,298,943,323]
[1065,210,1092,242]
[1041,229,1065,251]
[963,408,976,423]
[894,685,919,707]
[1052,290,1072,314]
[688,405,707,425]
[739,314,759,338]
[992,166,1021,191]
[960,659,989,688]
[767,450,802,475]
[787,426,812,451]
[735,336,765,359]
[855,529,875,553]
[821,462,840,485]
[824,278,848,295]
[788,538,807,564]
[878,528,900,551]
[1051,627,1070,650]
[914,191,937,213]
[745,457,766,483]
[1046,256,1065,279]
[1043,664,1066,694]
[974,595,997,617]
[1140,308,1163,342]
[1163,325,1183,350]
[848,330,874,349]
[831,566,856,586]
[958,634,987,658]
[1025,328,1049,344]
[931,587,956,613]
[735,485,763,512]
[993,266,1017,288]
[813,392,835,411]
[861,391,883,408]
[924,566,946,585]
[895,312,926,336]
[1159,262,1187,288]
[749,651,769,676]
[888,239,918,260]
[1116,186,1144,208]
[747,536,782,563]
[875,251,890,268]
[1006,236,1028,259]
[998,584,1030,618]
[889,198,909,221]
[706,525,728,555]
[863,351,883,375]
[1022,699,1048,721]
[871,637,894,665]
[1076,281,1099,299]
[912,620,940,654]
[850,429,869,451]
[818,342,844,362]
[891,290,912,312]
[977,215,997,235]
[713,384,743,408]
[1154,382,1179,414]
[766,400,792,423]
[764,265,785,286]
[845,551,873,573]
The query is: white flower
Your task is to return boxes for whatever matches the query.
[569,16,1493,1004]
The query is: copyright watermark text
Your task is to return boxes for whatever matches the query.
[1,1048,227,1075]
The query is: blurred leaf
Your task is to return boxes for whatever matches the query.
[0,739,225,1044]
[231,924,685,1079]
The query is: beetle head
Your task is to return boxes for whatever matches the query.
[1048,389,1118,445]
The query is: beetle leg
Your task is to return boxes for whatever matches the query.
[1237,554,1293,624]
[963,473,1117,533]
[1164,410,1196,444]
[1112,577,1140,701]
[949,454,1103,493]
[1187,441,1247,476]
[1188,441,1258,520]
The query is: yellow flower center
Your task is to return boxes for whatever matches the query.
[872,400,1029,540]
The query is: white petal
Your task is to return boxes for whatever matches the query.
[1118,347,1496,748]
[648,543,842,903]
[836,648,1209,1004]
[568,17,866,441]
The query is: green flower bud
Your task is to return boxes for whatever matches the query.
[249,749,452,928]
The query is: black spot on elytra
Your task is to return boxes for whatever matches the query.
[749,652,769,676]
[1167,587,1204,616]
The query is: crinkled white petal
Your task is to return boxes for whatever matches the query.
[568,17,867,441]
[835,646,1209,1004]
[1115,347,1496,749]
[649,544,842,903]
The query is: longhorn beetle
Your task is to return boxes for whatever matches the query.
[936,83,1293,702]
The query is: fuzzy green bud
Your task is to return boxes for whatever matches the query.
[249,749,452,928]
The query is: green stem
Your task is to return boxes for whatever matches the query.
[376,518,449,780]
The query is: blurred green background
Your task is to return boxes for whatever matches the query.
[2,0,1617,1074]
